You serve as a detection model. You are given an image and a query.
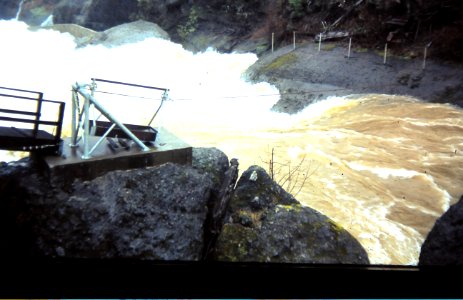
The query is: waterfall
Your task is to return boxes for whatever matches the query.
[15,0,26,21]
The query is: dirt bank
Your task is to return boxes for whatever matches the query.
[246,39,463,114]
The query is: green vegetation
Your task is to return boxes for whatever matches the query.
[374,48,412,60]
[328,218,345,233]
[30,7,48,16]
[255,43,270,56]
[288,0,305,18]
[214,224,258,261]
[177,7,199,40]
[276,203,303,213]
[322,43,337,51]
[354,47,369,53]
[261,52,297,73]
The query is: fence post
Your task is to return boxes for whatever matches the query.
[318,33,322,52]
[383,43,388,64]
[422,45,428,70]
[82,89,90,159]
[54,101,65,143]
[347,37,352,59]
[70,88,79,147]
[293,31,296,50]
[33,92,43,137]
[272,32,274,53]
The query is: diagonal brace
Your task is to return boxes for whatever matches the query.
[73,83,150,158]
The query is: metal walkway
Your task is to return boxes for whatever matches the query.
[0,86,65,155]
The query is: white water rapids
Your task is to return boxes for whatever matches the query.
[1,20,463,265]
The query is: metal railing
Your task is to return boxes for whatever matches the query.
[0,86,65,144]
[70,79,169,159]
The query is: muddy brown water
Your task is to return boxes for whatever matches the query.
[165,94,463,265]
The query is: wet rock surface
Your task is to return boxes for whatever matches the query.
[245,43,463,114]
[419,196,463,266]
[42,163,213,260]
[213,165,370,264]
[35,20,170,48]
[192,147,230,189]
[53,0,138,31]
[0,150,369,264]
[93,20,170,47]
[0,148,226,260]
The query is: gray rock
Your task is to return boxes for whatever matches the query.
[213,165,370,264]
[419,196,463,265]
[228,165,298,213]
[95,20,170,48]
[34,163,214,260]
[192,147,230,188]
[0,157,50,257]
[53,0,138,31]
[0,148,236,260]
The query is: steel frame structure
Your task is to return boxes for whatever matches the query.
[70,79,168,159]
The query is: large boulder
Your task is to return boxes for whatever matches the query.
[51,0,270,52]
[212,166,369,264]
[419,196,463,265]
[37,20,170,48]
[192,147,230,189]
[0,158,46,257]
[9,163,214,260]
[0,148,231,260]
[96,20,170,47]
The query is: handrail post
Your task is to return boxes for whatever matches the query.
[82,88,91,159]
[33,92,43,137]
[70,88,78,147]
[55,101,65,143]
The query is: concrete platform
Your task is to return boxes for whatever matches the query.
[43,127,192,185]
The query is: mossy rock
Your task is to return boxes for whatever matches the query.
[227,166,298,213]
[213,202,369,264]
[260,52,298,74]
[213,224,259,262]
[256,43,270,56]
[212,165,370,264]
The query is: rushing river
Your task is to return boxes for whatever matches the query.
[1,20,463,265]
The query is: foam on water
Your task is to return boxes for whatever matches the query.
[0,20,281,155]
[0,20,356,161]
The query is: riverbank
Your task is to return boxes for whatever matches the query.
[246,39,463,114]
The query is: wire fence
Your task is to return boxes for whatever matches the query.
[92,82,404,102]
